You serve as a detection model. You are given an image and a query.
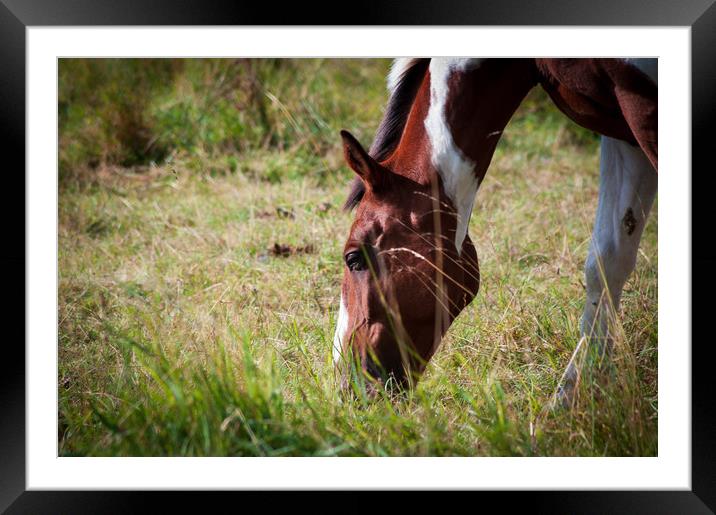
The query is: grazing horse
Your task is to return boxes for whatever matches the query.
[333,58,657,403]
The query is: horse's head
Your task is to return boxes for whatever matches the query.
[334,130,480,394]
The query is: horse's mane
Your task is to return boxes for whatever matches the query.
[343,58,431,211]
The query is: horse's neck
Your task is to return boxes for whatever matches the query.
[386,58,538,252]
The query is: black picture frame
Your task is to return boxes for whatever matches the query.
[2,0,714,511]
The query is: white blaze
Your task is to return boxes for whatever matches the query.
[425,58,485,253]
[332,295,349,364]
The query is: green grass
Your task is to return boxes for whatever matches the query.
[58,59,657,456]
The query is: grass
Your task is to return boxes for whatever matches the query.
[58,58,657,457]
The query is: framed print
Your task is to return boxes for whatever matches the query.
[3,0,715,511]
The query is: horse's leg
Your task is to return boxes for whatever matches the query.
[557,135,657,405]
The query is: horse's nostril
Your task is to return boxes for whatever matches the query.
[365,356,382,379]
[365,357,409,393]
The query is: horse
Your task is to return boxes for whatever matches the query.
[333,58,657,404]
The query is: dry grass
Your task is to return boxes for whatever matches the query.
[58,59,657,456]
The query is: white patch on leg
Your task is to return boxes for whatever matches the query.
[558,135,657,406]
[425,58,485,253]
[332,295,349,364]
[581,136,657,345]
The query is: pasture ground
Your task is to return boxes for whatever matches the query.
[59,59,657,456]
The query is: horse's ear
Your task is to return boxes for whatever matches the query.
[340,130,381,188]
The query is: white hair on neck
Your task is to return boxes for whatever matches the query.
[387,58,421,93]
[425,58,485,254]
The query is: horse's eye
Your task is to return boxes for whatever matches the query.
[345,250,366,272]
